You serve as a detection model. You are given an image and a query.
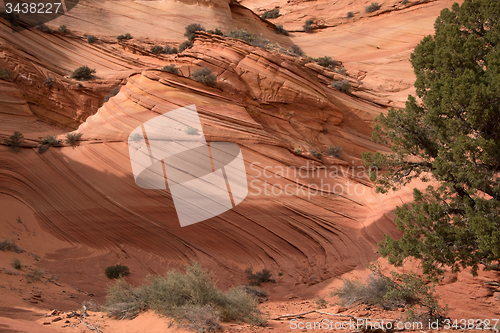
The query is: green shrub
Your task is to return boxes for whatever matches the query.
[103,262,265,330]
[309,149,322,159]
[294,147,302,154]
[87,35,96,43]
[161,64,179,74]
[346,11,354,18]
[207,28,224,36]
[275,24,289,36]
[11,258,22,270]
[0,240,23,253]
[245,268,273,286]
[335,67,347,75]
[58,25,68,33]
[316,56,339,69]
[117,33,132,41]
[38,135,61,153]
[227,29,270,49]
[35,22,52,33]
[290,44,304,57]
[331,79,351,93]
[105,265,130,279]
[163,45,178,54]
[190,67,216,86]
[71,66,95,80]
[326,145,342,158]
[104,86,119,103]
[366,2,381,13]
[65,132,83,147]
[184,23,205,41]
[179,40,193,52]
[315,296,328,309]
[150,45,163,54]
[0,68,10,80]
[303,19,315,33]
[44,76,54,87]
[4,131,24,153]
[261,8,280,19]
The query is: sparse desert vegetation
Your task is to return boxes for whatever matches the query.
[117,33,132,41]
[0,239,23,253]
[261,8,280,19]
[87,35,96,43]
[245,268,274,286]
[161,64,179,74]
[303,19,315,33]
[11,258,22,270]
[38,135,62,154]
[326,145,342,157]
[366,2,382,13]
[331,79,351,93]
[104,86,119,103]
[58,24,68,33]
[190,67,217,86]
[309,149,322,159]
[65,133,83,147]
[4,131,24,152]
[0,68,10,80]
[105,264,130,279]
[184,23,205,42]
[71,66,95,80]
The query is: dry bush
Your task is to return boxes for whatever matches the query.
[66,133,83,147]
[190,67,217,86]
[161,64,179,74]
[245,268,273,286]
[11,258,22,270]
[261,8,280,19]
[184,23,205,42]
[0,239,23,253]
[326,145,342,158]
[4,131,24,153]
[331,79,351,93]
[71,66,95,80]
[105,265,130,279]
[366,2,381,13]
[0,68,10,80]
[117,33,132,41]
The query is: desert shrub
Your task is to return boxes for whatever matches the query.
[105,265,130,279]
[332,275,391,307]
[227,29,270,49]
[294,147,302,154]
[117,33,132,41]
[346,11,354,18]
[366,2,381,13]
[0,68,10,80]
[326,145,342,158]
[303,19,314,33]
[58,24,68,33]
[190,67,216,86]
[161,64,179,74]
[335,67,347,75]
[316,56,339,69]
[163,45,178,54]
[35,22,52,33]
[241,285,268,298]
[87,35,96,43]
[315,296,328,309]
[331,79,351,93]
[0,240,23,253]
[44,76,54,87]
[26,268,45,282]
[150,45,163,54]
[71,66,95,80]
[104,86,119,103]
[4,131,24,153]
[65,132,83,147]
[207,28,223,36]
[179,40,193,52]
[402,0,409,4]
[11,258,22,270]
[184,23,205,41]
[261,8,280,19]
[41,135,61,146]
[245,268,273,286]
[309,149,322,159]
[185,127,199,135]
[290,44,304,57]
[275,24,289,36]
[37,144,50,154]
[103,262,264,330]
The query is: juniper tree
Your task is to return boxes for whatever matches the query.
[362,0,500,277]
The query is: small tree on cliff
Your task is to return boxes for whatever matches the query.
[362,0,500,277]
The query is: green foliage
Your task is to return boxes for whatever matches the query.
[0,239,23,253]
[179,40,193,52]
[71,66,95,80]
[289,44,304,57]
[316,56,339,69]
[163,45,178,54]
[105,265,130,279]
[0,68,10,80]
[44,76,54,87]
[346,11,354,18]
[207,28,224,36]
[161,64,179,74]
[245,268,273,286]
[11,258,22,270]
[104,86,119,103]
[303,19,315,33]
[38,135,61,153]
[275,24,289,36]
[87,35,96,43]
[117,33,132,41]
[65,132,83,147]
[227,29,269,49]
[326,145,342,158]
[190,67,217,86]
[185,23,205,42]
[150,45,164,54]
[103,262,265,330]
[35,22,52,33]
[58,25,68,33]
[362,0,500,277]
[365,2,381,13]
[4,131,24,152]
[331,79,351,93]
[261,8,280,19]
[309,149,322,160]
